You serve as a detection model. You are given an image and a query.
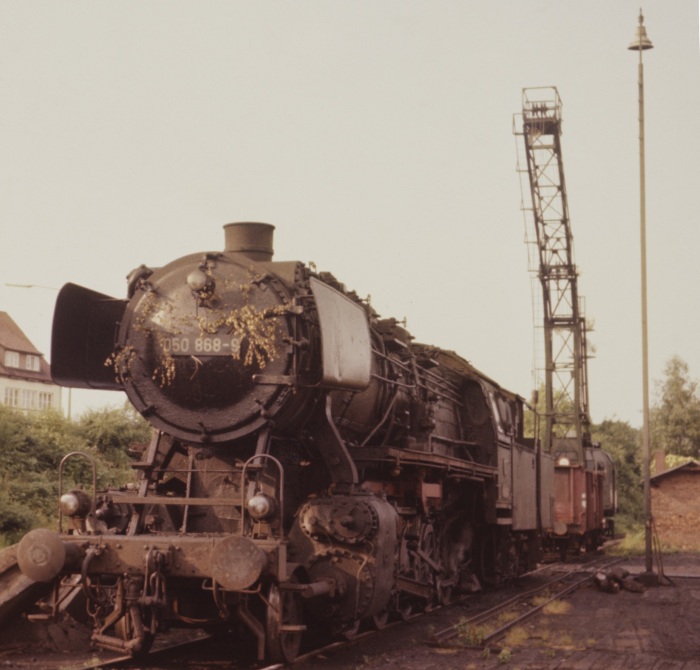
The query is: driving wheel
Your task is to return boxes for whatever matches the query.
[265,583,304,663]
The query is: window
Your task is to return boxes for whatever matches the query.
[4,387,20,407]
[4,351,20,368]
[21,389,38,410]
[39,392,54,410]
[25,355,41,372]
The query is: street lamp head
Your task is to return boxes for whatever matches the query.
[628,10,653,51]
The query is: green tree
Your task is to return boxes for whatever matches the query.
[76,403,151,468]
[653,452,695,474]
[650,356,700,458]
[523,384,577,442]
[0,407,83,536]
[0,498,35,541]
[591,419,643,530]
[0,403,148,546]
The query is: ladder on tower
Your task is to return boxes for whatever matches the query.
[514,87,592,462]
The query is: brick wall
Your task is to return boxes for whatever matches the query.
[651,471,700,550]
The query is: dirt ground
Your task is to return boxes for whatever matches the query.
[1,552,699,669]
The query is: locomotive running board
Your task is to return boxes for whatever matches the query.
[353,446,497,480]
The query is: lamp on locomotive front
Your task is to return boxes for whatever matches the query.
[186,268,211,292]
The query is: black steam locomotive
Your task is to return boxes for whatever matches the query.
[17,223,600,662]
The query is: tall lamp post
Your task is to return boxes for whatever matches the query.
[628,10,654,578]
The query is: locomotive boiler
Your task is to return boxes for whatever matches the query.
[17,223,555,662]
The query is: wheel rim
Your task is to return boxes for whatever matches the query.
[341,620,361,640]
[419,523,439,607]
[418,524,435,584]
[437,579,454,606]
[265,583,303,663]
[371,609,390,630]
[398,594,414,621]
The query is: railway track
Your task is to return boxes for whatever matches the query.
[51,632,215,670]
[429,555,623,652]
[270,555,624,668]
[23,587,437,669]
[0,553,620,669]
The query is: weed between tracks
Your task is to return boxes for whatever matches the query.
[453,594,581,660]
[532,596,572,615]
[503,626,528,647]
[455,607,525,646]
[455,618,487,646]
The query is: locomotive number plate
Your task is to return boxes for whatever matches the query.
[160,335,242,357]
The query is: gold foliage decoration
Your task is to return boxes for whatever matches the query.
[105,284,286,387]
[196,303,287,369]
[104,345,138,384]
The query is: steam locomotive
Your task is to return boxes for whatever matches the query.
[17,223,610,662]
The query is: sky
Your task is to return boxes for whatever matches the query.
[1,1,699,427]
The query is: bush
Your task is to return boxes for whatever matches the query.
[0,498,35,545]
[76,404,151,466]
[0,403,148,546]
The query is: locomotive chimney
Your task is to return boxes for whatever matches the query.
[224,222,275,261]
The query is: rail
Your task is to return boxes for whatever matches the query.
[430,556,623,650]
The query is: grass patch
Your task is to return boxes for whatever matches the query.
[432,647,460,656]
[550,633,576,650]
[496,610,520,625]
[456,620,487,646]
[542,600,572,615]
[607,528,645,555]
[497,647,513,664]
[608,528,692,555]
[503,625,529,647]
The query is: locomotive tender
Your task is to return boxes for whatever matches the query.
[18,222,559,662]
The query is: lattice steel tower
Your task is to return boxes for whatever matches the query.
[514,87,591,460]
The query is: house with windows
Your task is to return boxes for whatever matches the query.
[0,311,61,412]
